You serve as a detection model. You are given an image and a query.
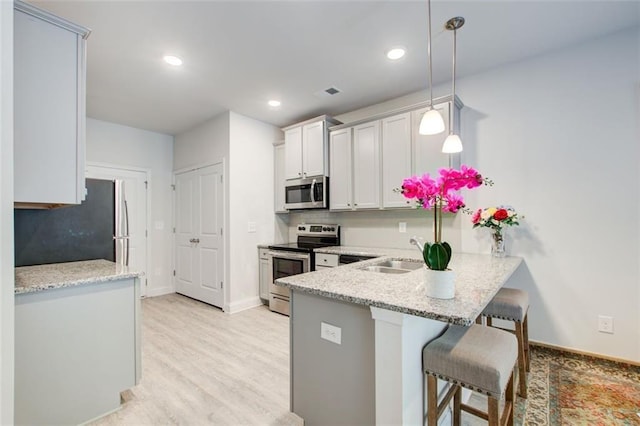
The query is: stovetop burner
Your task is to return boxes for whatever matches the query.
[268,224,340,253]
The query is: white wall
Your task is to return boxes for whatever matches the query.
[296,27,640,362]
[86,118,175,297]
[173,112,229,172]
[0,1,14,422]
[457,27,640,361]
[228,112,282,312]
[174,111,282,313]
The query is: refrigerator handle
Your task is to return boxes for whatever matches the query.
[124,199,130,267]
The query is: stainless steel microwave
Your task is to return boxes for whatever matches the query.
[284,176,328,210]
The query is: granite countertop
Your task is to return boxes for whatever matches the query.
[15,259,143,295]
[276,248,523,326]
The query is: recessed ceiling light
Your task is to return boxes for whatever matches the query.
[268,100,281,107]
[386,47,406,60]
[163,55,183,66]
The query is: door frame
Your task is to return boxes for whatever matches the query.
[172,159,227,311]
[86,162,150,297]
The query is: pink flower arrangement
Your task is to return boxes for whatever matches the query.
[398,165,490,270]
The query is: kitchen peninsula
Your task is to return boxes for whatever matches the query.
[275,248,522,426]
[14,260,143,425]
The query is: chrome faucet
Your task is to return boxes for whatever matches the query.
[409,236,424,254]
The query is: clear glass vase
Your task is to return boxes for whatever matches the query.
[491,229,506,257]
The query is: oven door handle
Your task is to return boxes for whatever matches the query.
[267,250,311,261]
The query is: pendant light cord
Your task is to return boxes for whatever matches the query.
[450,27,456,134]
[427,0,434,109]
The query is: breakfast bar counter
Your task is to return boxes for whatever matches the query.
[276,250,522,326]
[275,249,523,426]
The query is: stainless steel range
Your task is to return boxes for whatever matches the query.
[267,224,340,316]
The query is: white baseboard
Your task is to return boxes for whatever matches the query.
[225,296,263,314]
[145,286,175,298]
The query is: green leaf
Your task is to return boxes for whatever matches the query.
[427,243,450,271]
[442,241,452,260]
[423,243,432,268]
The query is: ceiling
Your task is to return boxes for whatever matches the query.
[30,0,640,135]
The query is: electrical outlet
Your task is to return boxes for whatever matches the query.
[247,222,257,233]
[320,322,342,345]
[598,315,614,334]
[399,222,407,233]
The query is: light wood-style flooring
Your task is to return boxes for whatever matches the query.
[91,293,303,425]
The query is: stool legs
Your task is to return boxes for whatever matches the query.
[515,320,527,398]
[524,314,530,372]
[425,372,515,426]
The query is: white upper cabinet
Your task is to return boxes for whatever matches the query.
[284,126,303,180]
[329,128,352,210]
[381,112,412,209]
[302,121,325,178]
[352,121,381,210]
[274,143,287,213]
[412,101,460,176]
[14,0,90,207]
[283,116,339,181]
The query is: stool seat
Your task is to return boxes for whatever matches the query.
[423,325,518,398]
[482,288,528,322]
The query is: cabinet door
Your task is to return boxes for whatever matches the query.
[302,120,326,178]
[412,102,457,176]
[381,113,412,209]
[329,128,353,210]
[14,8,86,205]
[259,257,270,300]
[284,127,303,180]
[274,144,288,213]
[353,121,381,209]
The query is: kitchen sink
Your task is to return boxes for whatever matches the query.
[362,266,413,274]
[359,259,424,274]
[374,260,423,271]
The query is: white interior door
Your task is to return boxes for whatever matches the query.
[86,164,149,297]
[174,164,224,308]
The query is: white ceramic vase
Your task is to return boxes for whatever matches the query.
[423,267,455,299]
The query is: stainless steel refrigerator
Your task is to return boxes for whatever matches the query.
[14,178,130,267]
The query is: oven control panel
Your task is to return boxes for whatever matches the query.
[297,224,340,237]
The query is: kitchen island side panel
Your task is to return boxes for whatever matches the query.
[291,290,375,426]
[14,278,137,425]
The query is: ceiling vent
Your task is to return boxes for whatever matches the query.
[314,87,342,98]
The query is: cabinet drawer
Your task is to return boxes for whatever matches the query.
[315,253,339,268]
[259,248,270,260]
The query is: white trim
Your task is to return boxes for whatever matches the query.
[14,0,90,38]
[145,287,175,298]
[86,162,151,298]
[224,297,263,315]
[173,161,219,176]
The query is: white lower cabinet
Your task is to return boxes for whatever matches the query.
[315,253,338,269]
[258,248,270,301]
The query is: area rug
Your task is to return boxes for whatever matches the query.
[521,346,640,425]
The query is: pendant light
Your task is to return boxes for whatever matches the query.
[441,16,465,154]
[418,0,445,135]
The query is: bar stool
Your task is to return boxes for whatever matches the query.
[422,324,518,426]
[479,288,530,398]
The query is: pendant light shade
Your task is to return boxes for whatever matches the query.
[419,0,445,136]
[442,16,465,154]
[419,109,446,135]
[442,134,463,153]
